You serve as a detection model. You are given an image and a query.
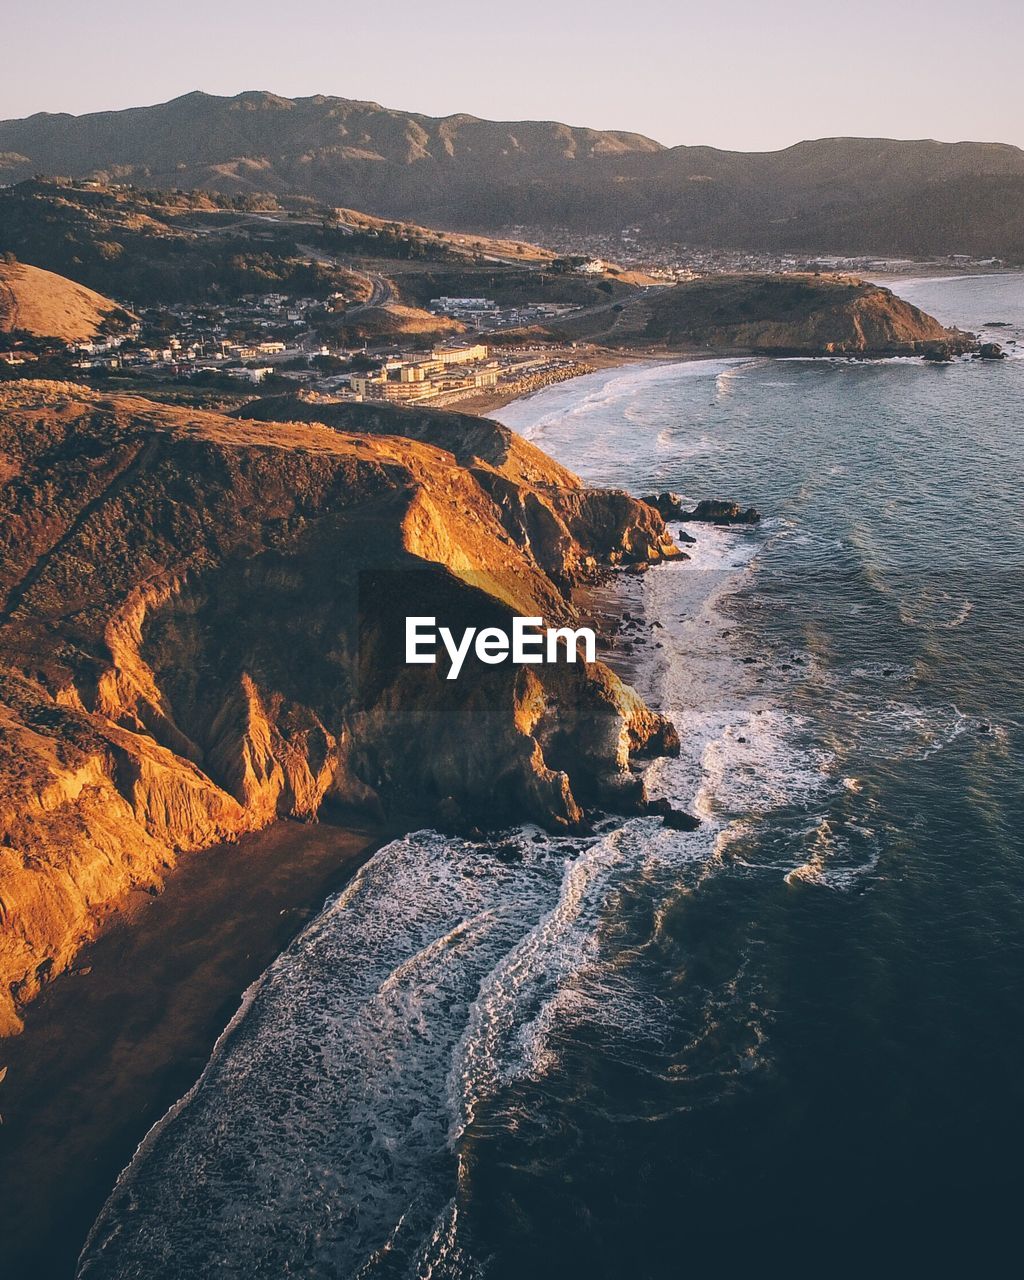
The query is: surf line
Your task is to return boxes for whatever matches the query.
[406,616,597,680]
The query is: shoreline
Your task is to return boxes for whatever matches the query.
[0,814,390,1279]
[465,270,1024,419]
[457,346,692,416]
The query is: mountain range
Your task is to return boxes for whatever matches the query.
[2,91,1024,259]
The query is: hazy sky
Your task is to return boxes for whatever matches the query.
[4,0,1023,150]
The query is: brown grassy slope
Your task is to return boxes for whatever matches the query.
[0,381,679,1035]
[328,302,465,343]
[0,261,128,342]
[331,206,555,263]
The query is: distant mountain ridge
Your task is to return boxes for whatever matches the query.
[2,90,1023,259]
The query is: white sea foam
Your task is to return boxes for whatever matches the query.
[79,830,581,1278]
[82,505,821,1278]
[784,817,881,892]
[850,662,915,682]
[496,358,743,447]
[823,693,972,763]
[448,830,629,1141]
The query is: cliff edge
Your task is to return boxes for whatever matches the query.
[0,382,680,1035]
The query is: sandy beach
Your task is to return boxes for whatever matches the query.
[456,347,673,416]
[0,815,388,1279]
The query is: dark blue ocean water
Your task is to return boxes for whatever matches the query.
[79,276,1024,1278]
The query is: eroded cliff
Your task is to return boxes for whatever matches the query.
[0,381,680,1034]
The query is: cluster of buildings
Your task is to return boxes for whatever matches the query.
[505,225,1008,280]
[4,278,588,406]
[58,293,334,384]
[70,331,306,384]
[347,343,588,406]
[429,296,576,331]
[350,343,499,402]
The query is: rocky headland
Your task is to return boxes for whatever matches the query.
[551,273,978,358]
[0,382,683,1035]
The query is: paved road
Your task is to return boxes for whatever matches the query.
[339,268,393,313]
[249,215,395,310]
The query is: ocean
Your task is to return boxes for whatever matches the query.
[78,275,1024,1277]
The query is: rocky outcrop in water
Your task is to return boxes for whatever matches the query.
[641,492,763,532]
[0,382,682,1034]
[678,499,762,525]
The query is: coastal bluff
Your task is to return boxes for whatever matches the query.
[554,273,977,358]
[0,383,681,1036]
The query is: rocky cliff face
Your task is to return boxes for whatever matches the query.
[0,382,680,1035]
[236,394,676,582]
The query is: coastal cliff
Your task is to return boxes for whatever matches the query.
[0,382,680,1035]
[553,273,977,357]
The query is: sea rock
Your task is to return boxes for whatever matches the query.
[923,345,955,363]
[678,498,762,525]
[641,491,684,519]
[977,342,1007,360]
[644,796,701,830]
[640,493,697,542]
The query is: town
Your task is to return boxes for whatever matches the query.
[0,175,1010,405]
[0,281,596,406]
[501,225,1008,280]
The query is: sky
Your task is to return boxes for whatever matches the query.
[4,0,1023,150]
